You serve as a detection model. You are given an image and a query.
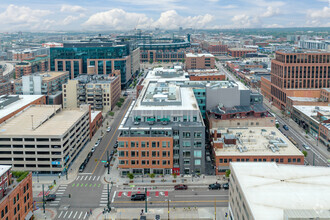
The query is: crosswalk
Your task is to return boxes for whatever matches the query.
[57,210,89,219]
[75,175,101,182]
[100,185,109,207]
[50,185,67,207]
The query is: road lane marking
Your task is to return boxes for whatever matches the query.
[80,173,93,175]
[97,176,100,181]
[76,176,80,181]
[174,195,229,197]
[50,204,58,206]
[84,176,88,181]
[112,191,116,203]
[68,211,73,218]
[83,212,88,219]
[63,211,68,218]
[78,212,83,219]
[113,200,229,204]
[92,98,132,174]
[89,176,92,181]
[73,211,78,219]
[93,176,96,181]
[58,211,63,218]
[56,192,64,195]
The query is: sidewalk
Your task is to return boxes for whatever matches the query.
[90,207,228,220]
[101,153,227,187]
[33,208,57,220]
[264,99,330,162]
[32,102,125,198]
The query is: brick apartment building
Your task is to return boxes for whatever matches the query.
[185,53,215,70]
[228,48,257,58]
[0,166,33,220]
[270,51,330,109]
[15,55,49,78]
[208,45,228,55]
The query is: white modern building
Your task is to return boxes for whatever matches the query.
[229,162,330,220]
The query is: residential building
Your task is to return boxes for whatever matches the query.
[0,95,46,124]
[0,166,33,220]
[207,44,228,55]
[14,71,69,104]
[229,162,330,220]
[0,105,90,174]
[185,53,215,70]
[15,55,49,78]
[228,48,257,57]
[90,111,103,138]
[270,50,330,109]
[211,128,304,175]
[320,88,330,102]
[0,81,11,96]
[50,41,139,88]
[286,96,329,114]
[260,76,272,101]
[189,73,226,81]
[118,80,205,175]
[11,47,49,61]
[62,74,121,112]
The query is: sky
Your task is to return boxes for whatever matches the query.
[0,0,329,31]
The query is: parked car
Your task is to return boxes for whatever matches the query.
[114,143,118,149]
[45,194,56,201]
[222,183,229,190]
[208,183,221,190]
[94,140,100,147]
[79,164,85,172]
[106,127,111,132]
[87,152,93,159]
[174,184,188,190]
[302,144,311,150]
[91,147,96,153]
[123,92,128,96]
[283,125,289,131]
[110,150,115,157]
[131,193,146,201]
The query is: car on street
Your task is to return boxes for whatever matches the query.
[223,183,229,190]
[174,184,188,190]
[94,140,100,147]
[110,150,115,157]
[114,143,118,149]
[106,126,111,132]
[91,147,96,153]
[302,144,311,150]
[283,125,289,130]
[123,92,128,96]
[45,194,56,201]
[208,183,221,190]
[131,193,146,201]
[87,152,93,158]
[79,164,85,172]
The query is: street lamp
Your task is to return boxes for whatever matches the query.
[191,171,194,182]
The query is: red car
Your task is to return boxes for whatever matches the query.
[174,184,188,190]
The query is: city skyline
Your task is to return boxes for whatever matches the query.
[0,0,329,31]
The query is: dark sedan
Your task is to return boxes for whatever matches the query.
[174,184,188,190]
[209,183,221,190]
[223,183,229,190]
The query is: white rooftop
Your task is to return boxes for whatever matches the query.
[0,165,11,177]
[288,96,320,102]
[293,105,330,124]
[186,53,214,58]
[0,95,45,121]
[231,162,330,220]
[212,127,303,156]
[91,111,102,122]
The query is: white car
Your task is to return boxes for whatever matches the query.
[302,144,311,150]
[94,140,100,147]
[106,127,111,132]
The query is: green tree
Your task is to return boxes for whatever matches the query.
[109,111,114,116]
[172,173,177,178]
[149,173,155,179]
[276,123,280,129]
[149,59,153,64]
[181,58,185,63]
[302,150,308,157]
[127,173,134,180]
[225,169,231,178]
[116,102,122,108]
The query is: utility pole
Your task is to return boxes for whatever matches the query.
[42,184,45,213]
[145,188,148,213]
[214,198,216,220]
[107,150,110,174]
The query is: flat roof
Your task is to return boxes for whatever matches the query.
[0,105,88,136]
[293,105,330,118]
[0,95,44,120]
[231,162,330,220]
[228,48,257,51]
[288,96,320,102]
[40,71,69,81]
[212,127,303,156]
[186,53,214,58]
[0,165,11,177]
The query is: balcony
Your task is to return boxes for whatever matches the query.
[174,144,180,149]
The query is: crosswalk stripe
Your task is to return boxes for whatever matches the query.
[99,203,107,207]
[51,201,59,203]
[50,204,58,206]
[89,176,92,181]
[58,211,63,218]
[84,176,88,181]
[73,211,78,219]
[68,211,73,218]
[56,192,64,195]
[76,176,80,181]
[97,176,100,181]
[58,189,65,192]
[78,211,83,219]
[100,197,107,200]
[93,176,96,181]
[84,212,88,219]
[63,211,68,218]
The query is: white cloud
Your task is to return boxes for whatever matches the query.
[231,14,261,28]
[264,23,284,28]
[220,5,238,9]
[306,7,330,27]
[83,9,213,30]
[261,6,280,17]
[60,4,86,13]
[62,14,85,25]
[0,4,51,26]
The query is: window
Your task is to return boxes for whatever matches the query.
[219,159,223,163]
[142,151,146,157]
[141,142,145,148]
[183,141,191,147]
[224,159,228,163]
[142,160,146,165]
[162,151,167,157]
[152,160,156,165]
[17,194,19,201]
[194,141,202,148]
[13,197,16,205]
[195,159,201,165]
[162,141,166,148]
[280,158,283,163]
[131,160,136,165]
[152,151,157,157]
[119,142,124,148]
[152,142,156,148]
[293,158,296,162]
[183,151,190,157]
[194,150,202,158]
[297,158,301,163]
[119,151,125,157]
[131,141,136,148]
[131,151,136,157]
[162,160,167,165]
[183,132,190,138]
[184,159,190,165]
[194,132,202,138]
